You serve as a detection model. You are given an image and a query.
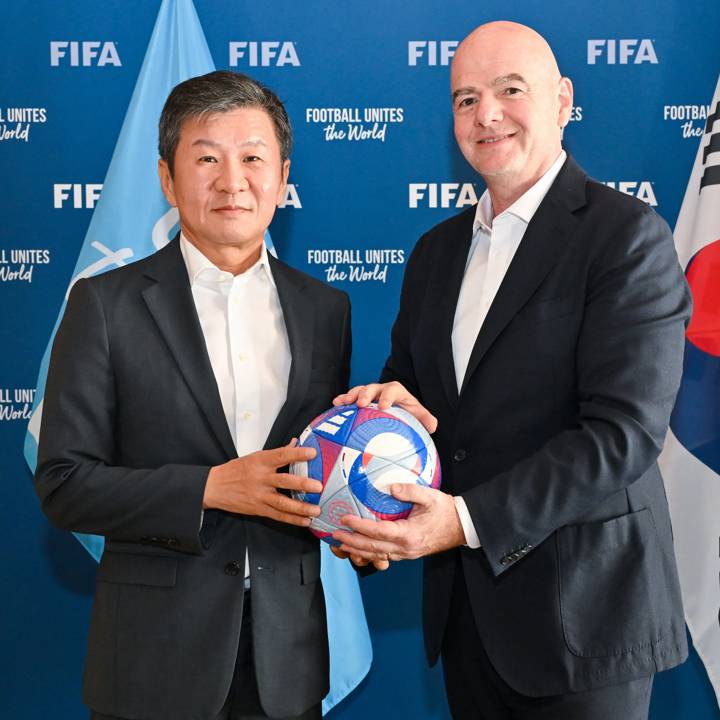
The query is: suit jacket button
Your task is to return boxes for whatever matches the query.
[453,449,467,462]
[167,538,179,549]
[225,561,242,576]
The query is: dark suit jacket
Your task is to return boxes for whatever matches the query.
[381,155,691,696]
[35,238,351,719]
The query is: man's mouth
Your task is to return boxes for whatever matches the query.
[476,133,513,144]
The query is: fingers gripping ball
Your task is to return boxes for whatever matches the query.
[291,403,441,545]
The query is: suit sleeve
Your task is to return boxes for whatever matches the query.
[34,279,209,554]
[461,207,692,575]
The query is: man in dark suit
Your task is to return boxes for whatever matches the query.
[35,71,351,720]
[334,21,691,719]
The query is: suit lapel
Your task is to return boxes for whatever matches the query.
[141,239,237,459]
[263,254,314,450]
[436,216,474,412]
[459,156,588,395]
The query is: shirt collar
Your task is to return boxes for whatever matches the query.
[179,232,276,288]
[473,150,567,233]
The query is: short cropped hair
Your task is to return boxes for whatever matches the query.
[158,70,292,174]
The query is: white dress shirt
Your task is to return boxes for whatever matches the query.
[452,151,567,548]
[180,234,291,577]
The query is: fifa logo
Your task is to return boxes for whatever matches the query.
[53,184,103,209]
[700,101,720,191]
[409,183,478,208]
[229,42,300,67]
[408,41,458,66]
[603,181,658,206]
[50,41,121,67]
[587,39,658,64]
[278,184,302,209]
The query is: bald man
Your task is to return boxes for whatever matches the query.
[334,21,690,719]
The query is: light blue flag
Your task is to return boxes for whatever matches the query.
[25,0,214,558]
[24,0,371,713]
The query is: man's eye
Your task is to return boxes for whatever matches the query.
[244,155,262,163]
[199,156,217,163]
[456,97,476,109]
[503,87,524,96]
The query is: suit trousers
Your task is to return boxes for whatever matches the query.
[90,592,322,720]
[440,555,654,720]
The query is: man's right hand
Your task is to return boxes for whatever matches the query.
[203,445,322,527]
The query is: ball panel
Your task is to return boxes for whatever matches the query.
[315,447,360,513]
[312,406,358,446]
[347,452,414,518]
[313,469,368,532]
[293,432,323,503]
[345,416,428,475]
[315,434,343,484]
[385,404,434,444]
[364,431,415,462]
[308,527,341,547]
[427,449,442,489]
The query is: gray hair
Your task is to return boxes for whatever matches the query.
[158,70,292,175]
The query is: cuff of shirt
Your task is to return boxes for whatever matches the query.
[453,496,482,549]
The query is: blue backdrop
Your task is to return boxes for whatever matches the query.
[1,1,719,718]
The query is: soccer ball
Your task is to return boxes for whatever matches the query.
[291,403,441,545]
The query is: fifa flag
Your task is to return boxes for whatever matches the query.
[23,0,371,713]
[659,73,720,708]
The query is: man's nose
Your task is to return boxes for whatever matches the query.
[216,160,249,193]
[473,94,503,127]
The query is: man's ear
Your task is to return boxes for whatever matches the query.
[557,76,574,129]
[276,159,290,206]
[158,158,177,207]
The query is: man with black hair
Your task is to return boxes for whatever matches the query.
[36,71,350,720]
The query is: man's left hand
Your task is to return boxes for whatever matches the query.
[332,484,465,561]
[329,545,390,571]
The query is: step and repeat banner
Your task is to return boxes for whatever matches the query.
[2,1,719,718]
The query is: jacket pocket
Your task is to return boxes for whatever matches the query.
[557,508,670,657]
[97,551,178,587]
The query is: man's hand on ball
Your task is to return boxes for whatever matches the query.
[329,545,390,571]
[332,484,465,561]
[333,381,438,434]
[203,445,322,527]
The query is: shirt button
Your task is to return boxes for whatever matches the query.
[225,561,242,576]
[238,353,247,362]
[242,410,253,421]
[453,449,467,462]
